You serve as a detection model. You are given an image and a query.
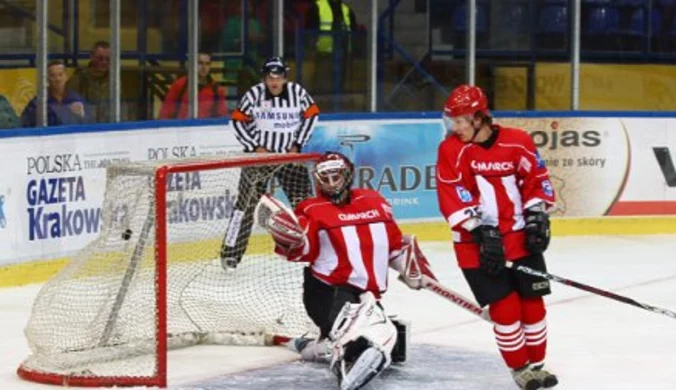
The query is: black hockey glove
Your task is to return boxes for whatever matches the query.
[471,225,506,276]
[524,208,551,254]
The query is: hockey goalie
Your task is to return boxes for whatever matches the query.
[255,151,431,390]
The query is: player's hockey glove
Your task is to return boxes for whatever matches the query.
[471,225,506,275]
[524,207,550,254]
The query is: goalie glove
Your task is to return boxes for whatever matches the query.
[390,235,436,290]
[269,211,306,255]
[255,194,307,257]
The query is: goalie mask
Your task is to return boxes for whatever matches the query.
[314,152,354,205]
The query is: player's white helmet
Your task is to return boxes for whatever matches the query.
[314,151,354,205]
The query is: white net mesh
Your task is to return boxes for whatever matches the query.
[19,154,320,386]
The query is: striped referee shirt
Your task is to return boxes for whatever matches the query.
[230,81,319,153]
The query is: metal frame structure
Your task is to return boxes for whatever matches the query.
[6,0,676,120]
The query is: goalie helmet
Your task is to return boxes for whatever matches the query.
[314,152,354,205]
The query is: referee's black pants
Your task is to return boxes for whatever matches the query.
[220,163,312,264]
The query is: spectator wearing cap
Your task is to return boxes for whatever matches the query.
[158,51,229,120]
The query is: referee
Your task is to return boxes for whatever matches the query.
[221,56,319,269]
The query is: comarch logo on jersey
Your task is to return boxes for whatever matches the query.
[471,160,514,172]
[338,209,380,222]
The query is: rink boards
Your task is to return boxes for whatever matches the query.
[1,112,676,287]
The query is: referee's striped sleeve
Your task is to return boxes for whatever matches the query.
[295,85,319,147]
[231,87,261,151]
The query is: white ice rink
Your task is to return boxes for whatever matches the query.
[2,235,676,389]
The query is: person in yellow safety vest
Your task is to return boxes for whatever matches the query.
[305,0,358,106]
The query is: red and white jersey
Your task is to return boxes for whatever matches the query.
[436,125,556,267]
[287,189,403,297]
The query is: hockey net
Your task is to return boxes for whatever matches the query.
[17,153,321,387]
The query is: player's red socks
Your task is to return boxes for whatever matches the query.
[521,296,547,365]
[489,293,548,370]
[489,292,529,369]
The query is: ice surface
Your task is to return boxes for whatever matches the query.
[1,235,676,389]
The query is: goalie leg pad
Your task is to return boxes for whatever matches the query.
[329,292,397,390]
[336,344,387,390]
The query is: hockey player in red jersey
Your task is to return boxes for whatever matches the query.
[436,85,558,390]
[258,151,427,390]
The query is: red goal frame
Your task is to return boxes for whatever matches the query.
[17,153,321,387]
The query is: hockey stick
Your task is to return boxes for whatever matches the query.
[402,235,491,322]
[419,275,492,322]
[506,261,676,320]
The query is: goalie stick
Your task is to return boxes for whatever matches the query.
[506,261,676,320]
[419,275,491,322]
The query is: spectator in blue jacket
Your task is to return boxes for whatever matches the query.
[21,61,92,128]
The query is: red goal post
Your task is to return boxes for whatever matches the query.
[17,152,322,388]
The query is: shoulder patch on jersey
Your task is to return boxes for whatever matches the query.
[455,186,473,203]
[535,150,546,169]
[542,180,554,197]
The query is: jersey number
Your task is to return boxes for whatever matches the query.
[464,206,481,219]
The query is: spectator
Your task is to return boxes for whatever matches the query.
[21,61,91,128]
[158,51,229,119]
[218,0,266,95]
[305,0,357,97]
[0,94,19,129]
[67,41,111,123]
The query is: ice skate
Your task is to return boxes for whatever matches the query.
[288,336,313,354]
[289,336,332,363]
[220,256,239,271]
[532,364,558,388]
[512,366,541,390]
